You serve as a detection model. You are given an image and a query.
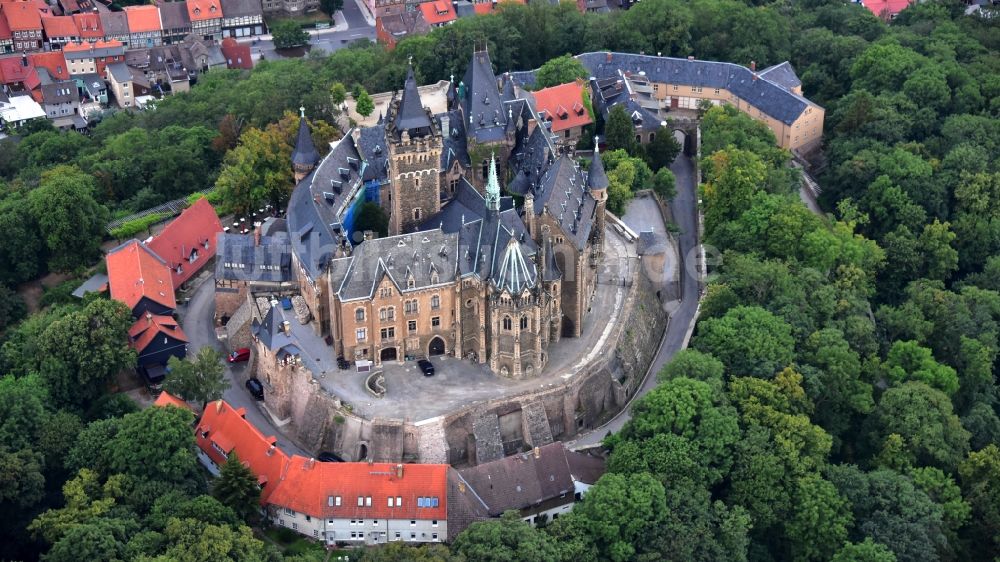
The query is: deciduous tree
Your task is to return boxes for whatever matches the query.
[212,453,261,523]
[164,347,228,406]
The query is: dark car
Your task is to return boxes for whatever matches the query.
[417,359,435,376]
[337,356,351,370]
[318,451,344,462]
[245,378,264,400]
[228,348,251,363]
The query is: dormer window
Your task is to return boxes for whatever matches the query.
[194,6,200,14]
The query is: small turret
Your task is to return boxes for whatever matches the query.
[485,153,500,212]
[291,106,320,183]
[587,138,609,196]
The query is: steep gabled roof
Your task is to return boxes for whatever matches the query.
[157,0,190,30]
[462,49,506,143]
[41,15,79,37]
[128,313,188,354]
[123,5,162,33]
[28,51,69,81]
[0,9,11,40]
[587,144,608,191]
[1,1,42,31]
[106,239,177,312]
[757,61,801,92]
[394,64,433,134]
[418,0,455,25]
[0,55,33,85]
[146,197,223,288]
[72,12,103,39]
[530,81,592,133]
[220,36,252,69]
[99,10,129,36]
[291,115,319,167]
[153,391,193,410]
[187,0,223,21]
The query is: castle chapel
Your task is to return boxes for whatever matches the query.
[282,49,606,379]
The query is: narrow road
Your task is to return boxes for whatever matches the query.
[570,152,702,448]
[180,279,310,458]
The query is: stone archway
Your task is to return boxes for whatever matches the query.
[380,346,397,362]
[428,336,446,356]
[673,129,696,157]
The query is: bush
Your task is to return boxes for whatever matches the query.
[109,212,172,240]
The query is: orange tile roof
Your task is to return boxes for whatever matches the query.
[106,240,177,313]
[146,197,223,288]
[1,1,42,32]
[154,391,194,410]
[220,36,252,69]
[123,4,161,33]
[128,313,188,353]
[472,2,491,14]
[269,457,450,521]
[41,15,78,37]
[531,81,592,133]
[72,12,103,38]
[419,0,455,25]
[28,51,69,80]
[197,400,289,501]
[0,55,32,84]
[0,8,12,39]
[62,38,123,53]
[186,0,222,22]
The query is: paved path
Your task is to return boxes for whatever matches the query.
[180,279,310,457]
[569,153,702,448]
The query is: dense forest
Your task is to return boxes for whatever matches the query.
[1,0,999,559]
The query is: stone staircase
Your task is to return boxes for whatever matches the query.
[472,412,504,464]
[521,401,554,447]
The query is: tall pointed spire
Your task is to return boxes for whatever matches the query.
[587,138,609,192]
[485,153,500,212]
[394,62,432,134]
[291,108,319,170]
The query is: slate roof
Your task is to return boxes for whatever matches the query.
[40,80,75,104]
[587,145,608,191]
[157,1,190,31]
[76,72,106,99]
[100,11,129,36]
[439,109,470,172]
[533,155,596,250]
[329,228,458,301]
[215,231,292,283]
[457,443,605,516]
[291,116,319,167]
[357,123,388,183]
[71,272,108,298]
[757,61,801,91]
[576,51,820,125]
[393,64,433,136]
[146,197,223,287]
[106,239,176,312]
[461,49,507,143]
[453,0,475,17]
[220,0,262,19]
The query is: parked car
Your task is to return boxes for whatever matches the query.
[228,348,251,363]
[337,356,351,370]
[417,358,435,376]
[318,451,344,462]
[245,378,264,400]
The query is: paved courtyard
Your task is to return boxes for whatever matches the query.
[311,228,637,421]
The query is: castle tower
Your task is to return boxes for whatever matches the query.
[386,63,443,235]
[291,107,320,184]
[485,153,500,212]
[461,48,514,190]
[588,139,609,254]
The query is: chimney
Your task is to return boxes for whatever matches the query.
[750,60,756,72]
[145,311,153,325]
[306,458,315,469]
[687,55,694,61]
[527,117,537,136]
[253,221,262,246]
[395,463,404,478]
[533,446,540,459]
[267,445,276,456]
[605,52,612,63]
[351,127,361,143]
[21,53,28,67]
[458,480,466,493]
[440,114,449,137]
[753,73,758,81]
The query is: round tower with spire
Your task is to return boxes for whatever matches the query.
[587,138,609,253]
[291,107,320,184]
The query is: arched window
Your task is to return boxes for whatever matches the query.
[502,316,512,331]
[520,315,528,330]
[413,208,422,221]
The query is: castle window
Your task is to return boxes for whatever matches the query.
[503,316,512,331]
[380,287,393,298]
[520,315,528,330]
[381,327,395,339]
[356,328,367,341]
[415,177,420,189]
[413,208,422,221]
[432,316,440,328]
[431,295,440,310]
[355,308,365,322]
[408,320,417,333]
[450,179,458,193]
[482,160,488,179]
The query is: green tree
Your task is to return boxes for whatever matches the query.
[702,148,768,238]
[533,54,589,89]
[103,406,199,485]
[28,165,109,272]
[353,202,389,238]
[832,539,898,562]
[800,328,874,441]
[0,373,49,451]
[606,158,637,215]
[355,88,375,118]
[959,445,1000,561]
[212,453,261,523]
[451,511,560,562]
[694,305,795,378]
[0,193,45,285]
[882,340,958,395]
[44,517,139,562]
[155,517,272,562]
[330,82,348,107]
[356,542,459,561]
[785,473,852,562]
[0,448,46,509]
[163,347,228,406]
[148,492,240,530]
[319,0,343,16]
[652,167,676,200]
[604,104,636,154]
[644,127,681,171]
[656,348,725,390]
[216,126,294,216]
[271,20,310,49]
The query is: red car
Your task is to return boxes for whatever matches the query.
[228,348,251,363]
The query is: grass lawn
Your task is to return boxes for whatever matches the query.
[265,11,331,28]
[263,526,330,558]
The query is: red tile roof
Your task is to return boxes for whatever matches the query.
[473,2,491,14]
[269,457,449,521]
[123,4,161,33]
[146,197,223,288]
[531,81,592,133]
[106,239,177,313]
[186,0,222,22]
[72,11,103,38]
[154,391,194,410]
[197,400,289,502]
[419,0,455,25]
[0,54,32,85]
[861,0,912,18]
[62,38,123,54]
[41,15,78,37]
[128,313,188,354]
[1,1,42,32]
[0,9,12,39]
[220,37,252,69]
[194,399,450,519]
[28,51,69,80]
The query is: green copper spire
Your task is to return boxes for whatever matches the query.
[486,153,500,212]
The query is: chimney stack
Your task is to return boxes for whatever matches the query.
[395,463,404,478]
[533,446,540,459]
[253,222,262,246]
[145,311,153,325]
[21,53,28,67]
[750,60,756,72]
[687,55,694,61]
[440,114,450,137]
[753,73,758,81]
[605,52,612,63]
[458,480,466,493]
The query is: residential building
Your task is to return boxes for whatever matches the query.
[129,312,189,374]
[418,0,455,27]
[57,0,95,15]
[263,0,317,16]
[124,5,163,48]
[146,197,223,290]
[371,0,418,18]
[41,15,79,47]
[220,0,264,38]
[861,0,913,20]
[156,0,191,44]
[105,61,134,106]
[147,44,193,93]
[0,91,44,126]
[375,10,428,49]
[99,10,129,46]
[187,0,223,40]
[0,12,12,53]
[214,217,293,320]
[39,79,83,129]
[106,238,177,317]
[72,12,104,42]
[0,53,33,91]
[153,391,193,410]
[528,80,593,146]
[28,50,70,81]
[220,35,252,69]
[2,1,44,51]
[457,442,604,525]
[62,39,124,76]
